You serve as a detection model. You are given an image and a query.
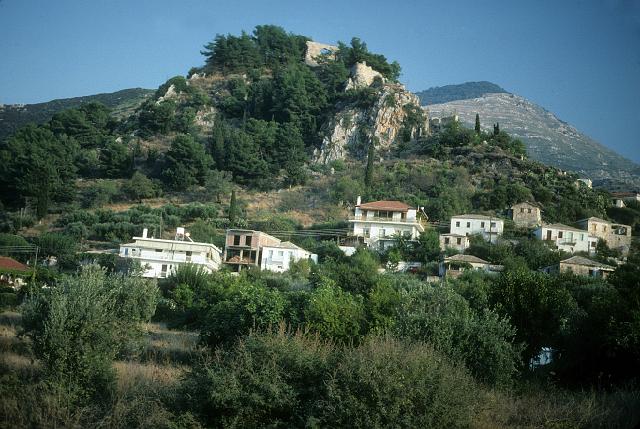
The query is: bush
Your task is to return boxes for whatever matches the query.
[394,282,521,386]
[0,292,19,308]
[20,265,159,405]
[319,336,478,428]
[180,330,478,428]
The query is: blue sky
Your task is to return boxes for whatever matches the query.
[1,0,639,162]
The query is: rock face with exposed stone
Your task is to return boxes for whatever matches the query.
[314,81,428,163]
[345,62,384,90]
[304,41,338,67]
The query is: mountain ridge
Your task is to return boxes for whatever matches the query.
[419,82,640,190]
[0,88,153,141]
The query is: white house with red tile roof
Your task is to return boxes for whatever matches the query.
[348,196,427,250]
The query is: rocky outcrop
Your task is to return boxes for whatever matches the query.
[314,83,428,163]
[305,41,338,67]
[345,62,384,90]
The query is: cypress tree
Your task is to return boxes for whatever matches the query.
[493,122,500,135]
[229,189,239,225]
[364,140,375,187]
[475,113,481,134]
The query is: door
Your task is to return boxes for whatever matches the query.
[546,230,552,240]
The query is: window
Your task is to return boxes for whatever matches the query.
[155,249,162,253]
[520,208,524,213]
[603,226,607,233]
[455,221,460,227]
[363,228,370,238]
[268,250,273,257]
[444,238,450,244]
[558,231,563,239]
[466,222,471,228]
[233,235,241,245]
[480,222,485,228]
[124,248,129,256]
[591,241,596,247]
[161,264,167,277]
[490,222,496,228]
[456,238,462,245]
[245,236,252,246]
[278,250,284,257]
[528,208,532,213]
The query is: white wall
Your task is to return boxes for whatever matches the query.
[450,217,503,243]
[260,247,317,273]
[534,226,596,254]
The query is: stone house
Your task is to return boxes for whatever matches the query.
[439,254,503,278]
[510,202,542,228]
[439,233,469,253]
[541,256,615,278]
[450,214,504,244]
[575,217,632,256]
[533,223,597,255]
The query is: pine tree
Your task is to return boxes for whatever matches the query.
[475,113,481,134]
[364,140,375,187]
[229,189,239,225]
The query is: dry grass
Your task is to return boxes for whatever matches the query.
[473,385,640,429]
[139,322,200,365]
[114,360,184,392]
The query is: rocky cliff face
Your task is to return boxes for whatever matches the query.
[315,80,426,164]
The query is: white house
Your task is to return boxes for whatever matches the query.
[260,241,318,273]
[533,223,597,255]
[450,214,504,244]
[119,228,222,278]
[349,197,427,251]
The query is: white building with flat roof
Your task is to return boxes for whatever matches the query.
[533,223,597,255]
[119,228,222,278]
[450,214,504,243]
[260,241,318,273]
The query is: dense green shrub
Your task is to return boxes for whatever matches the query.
[20,265,159,405]
[181,330,478,428]
[395,282,521,386]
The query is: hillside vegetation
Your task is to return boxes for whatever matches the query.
[1,25,640,429]
[0,88,153,141]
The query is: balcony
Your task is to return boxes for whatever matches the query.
[349,215,426,226]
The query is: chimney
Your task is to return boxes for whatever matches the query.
[356,195,362,206]
[142,228,148,238]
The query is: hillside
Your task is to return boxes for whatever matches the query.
[420,83,640,190]
[0,88,153,141]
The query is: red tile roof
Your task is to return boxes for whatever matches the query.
[0,256,30,272]
[358,200,411,211]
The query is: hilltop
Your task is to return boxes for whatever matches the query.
[419,82,640,190]
[0,26,634,240]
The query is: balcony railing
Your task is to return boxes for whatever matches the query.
[349,215,425,225]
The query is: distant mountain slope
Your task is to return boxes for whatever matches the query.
[0,88,153,141]
[421,84,640,190]
[416,81,507,105]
